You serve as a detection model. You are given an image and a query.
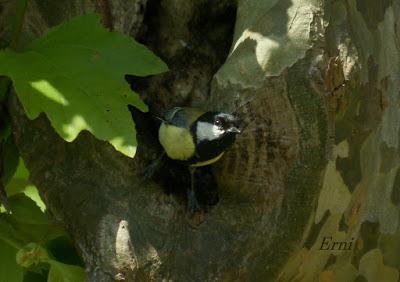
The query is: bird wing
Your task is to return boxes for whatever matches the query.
[173,107,204,129]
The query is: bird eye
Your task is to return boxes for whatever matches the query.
[215,119,222,126]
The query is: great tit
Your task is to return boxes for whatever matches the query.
[158,107,241,166]
[158,107,241,212]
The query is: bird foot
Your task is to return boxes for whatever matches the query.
[185,188,206,227]
[185,209,205,228]
[141,153,165,182]
[187,187,200,213]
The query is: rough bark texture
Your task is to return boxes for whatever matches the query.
[1,0,400,281]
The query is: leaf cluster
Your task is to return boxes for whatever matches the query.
[0,160,84,282]
[0,10,167,282]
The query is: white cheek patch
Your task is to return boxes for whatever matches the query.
[196,121,224,142]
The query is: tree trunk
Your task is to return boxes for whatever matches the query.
[2,0,400,281]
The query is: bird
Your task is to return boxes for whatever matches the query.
[158,107,241,212]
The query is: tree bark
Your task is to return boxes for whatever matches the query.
[2,0,400,281]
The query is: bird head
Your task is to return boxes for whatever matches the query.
[194,112,241,144]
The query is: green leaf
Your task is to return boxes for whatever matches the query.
[47,261,85,282]
[24,185,46,212]
[0,216,63,247]
[8,194,48,225]
[0,216,29,249]
[0,239,24,282]
[15,242,85,282]
[4,156,46,212]
[0,195,63,246]
[12,158,29,180]
[0,13,167,158]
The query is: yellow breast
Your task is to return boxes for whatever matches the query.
[158,123,195,160]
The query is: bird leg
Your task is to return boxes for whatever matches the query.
[187,166,200,214]
[141,151,166,182]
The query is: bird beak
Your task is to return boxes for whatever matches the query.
[228,126,241,133]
